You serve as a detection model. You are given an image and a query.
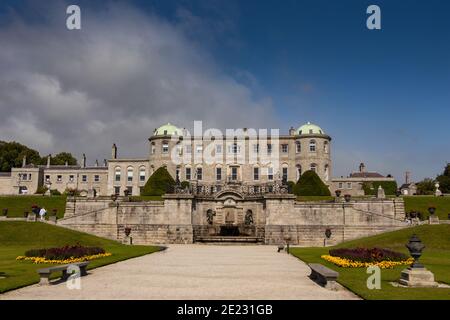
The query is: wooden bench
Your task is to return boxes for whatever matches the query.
[308,263,339,290]
[37,261,89,285]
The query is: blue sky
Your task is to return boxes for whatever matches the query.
[0,0,449,182]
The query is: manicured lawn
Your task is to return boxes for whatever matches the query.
[403,196,450,220]
[0,221,162,293]
[290,224,450,300]
[0,195,67,219]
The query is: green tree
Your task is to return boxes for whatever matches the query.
[141,166,176,196]
[416,178,435,195]
[50,152,78,166]
[0,141,42,172]
[436,163,450,193]
[293,170,331,196]
[362,181,398,196]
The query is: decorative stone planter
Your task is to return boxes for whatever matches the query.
[344,194,351,202]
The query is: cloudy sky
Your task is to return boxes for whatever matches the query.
[0,0,449,182]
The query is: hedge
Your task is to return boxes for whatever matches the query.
[293,170,331,196]
[141,166,176,196]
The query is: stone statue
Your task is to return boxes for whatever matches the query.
[377,185,386,199]
[245,211,254,225]
[435,182,442,197]
[206,210,216,225]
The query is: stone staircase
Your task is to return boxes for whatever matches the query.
[394,199,406,219]
[195,236,264,244]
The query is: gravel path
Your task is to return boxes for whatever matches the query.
[0,245,359,300]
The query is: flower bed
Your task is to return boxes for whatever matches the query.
[321,247,413,269]
[16,244,112,264]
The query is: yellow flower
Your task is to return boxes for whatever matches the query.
[321,255,413,269]
[16,253,112,264]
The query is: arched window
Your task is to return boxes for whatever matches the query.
[114,167,121,182]
[216,165,222,181]
[151,142,156,154]
[309,140,316,152]
[253,166,260,181]
[310,163,317,173]
[282,164,288,182]
[196,166,203,180]
[324,164,329,181]
[127,167,134,183]
[185,166,191,180]
[296,141,301,153]
[324,141,329,153]
[139,167,146,182]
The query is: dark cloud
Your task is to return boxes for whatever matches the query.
[0,2,276,163]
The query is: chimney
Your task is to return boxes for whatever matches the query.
[289,126,295,136]
[359,162,365,173]
[46,154,51,168]
[22,155,26,168]
[95,159,99,167]
[82,154,86,168]
[112,143,117,159]
[405,171,410,184]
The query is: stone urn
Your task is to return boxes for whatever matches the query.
[344,194,351,202]
[111,194,118,202]
[428,206,436,216]
[125,227,131,237]
[325,228,332,239]
[406,234,425,268]
[400,234,438,287]
[335,190,341,198]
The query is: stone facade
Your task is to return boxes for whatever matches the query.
[0,122,395,197]
[58,188,407,246]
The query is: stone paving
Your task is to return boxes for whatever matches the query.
[0,245,359,300]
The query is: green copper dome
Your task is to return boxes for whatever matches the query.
[297,122,324,135]
[154,123,181,136]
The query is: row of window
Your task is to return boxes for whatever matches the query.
[45,174,101,184]
[180,165,328,182]
[337,182,353,190]
[151,140,329,155]
[114,167,146,183]
[18,173,32,181]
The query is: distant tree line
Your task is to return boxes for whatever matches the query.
[416,164,450,194]
[0,141,77,172]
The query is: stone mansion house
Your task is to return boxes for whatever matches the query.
[0,122,394,197]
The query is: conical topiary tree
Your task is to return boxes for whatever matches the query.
[141,166,176,196]
[293,170,331,196]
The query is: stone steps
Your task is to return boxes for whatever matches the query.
[195,236,264,244]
